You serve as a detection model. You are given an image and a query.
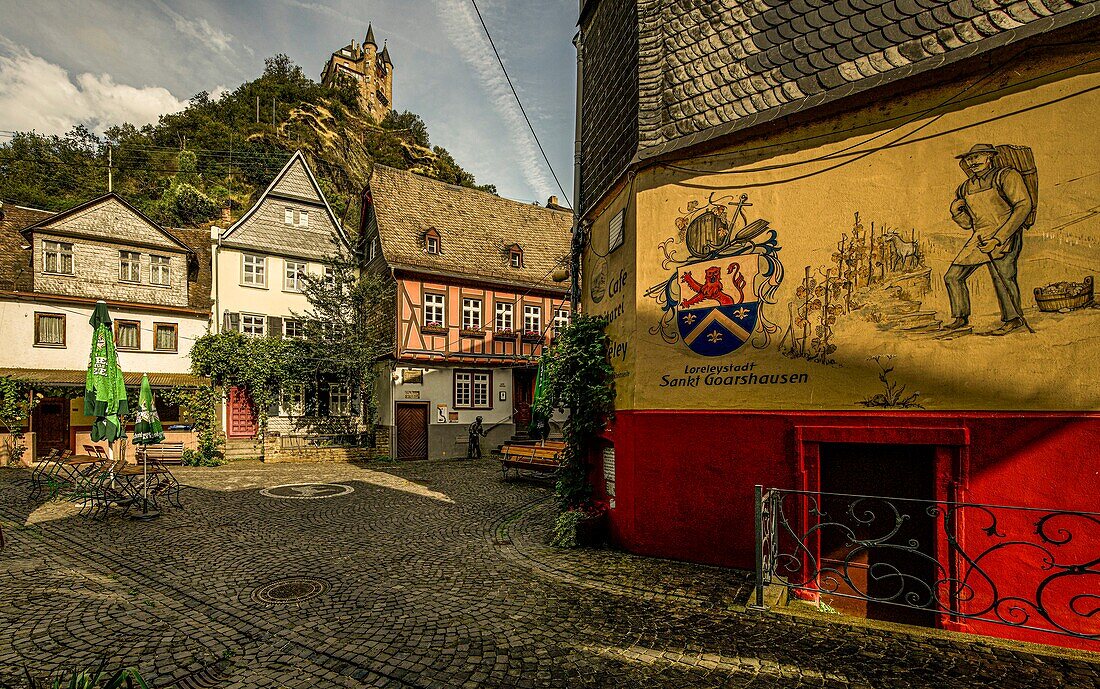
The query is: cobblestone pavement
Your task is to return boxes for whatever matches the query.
[1,459,1097,688]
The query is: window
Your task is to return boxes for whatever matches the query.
[609,208,625,252]
[150,255,170,286]
[495,302,513,332]
[283,319,305,338]
[462,298,482,330]
[369,238,378,261]
[34,313,65,347]
[281,384,304,416]
[509,247,523,268]
[329,385,351,416]
[323,265,336,287]
[284,260,307,292]
[42,241,74,275]
[153,323,178,352]
[424,228,441,255]
[115,320,140,350]
[283,207,309,227]
[241,313,266,337]
[242,254,266,287]
[553,308,571,338]
[119,251,141,282]
[423,293,445,328]
[523,304,542,334]
[454,370,491,409]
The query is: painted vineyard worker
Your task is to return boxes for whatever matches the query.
[943,143,1036,335]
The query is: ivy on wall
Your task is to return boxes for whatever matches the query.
[533,315,616,514]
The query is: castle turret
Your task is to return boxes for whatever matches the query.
[321,23,394,120]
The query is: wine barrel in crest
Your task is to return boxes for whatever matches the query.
[685,211,729,258]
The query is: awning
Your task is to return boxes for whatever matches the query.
[0,368,209,388]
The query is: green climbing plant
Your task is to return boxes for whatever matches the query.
[161,385,224,466]
[533,315,616,544]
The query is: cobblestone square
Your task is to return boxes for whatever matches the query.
[1,460,1097,688]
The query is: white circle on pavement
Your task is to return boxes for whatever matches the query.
[260,483,354,500]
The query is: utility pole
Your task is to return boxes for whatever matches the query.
[107,146,112,192]
[272,97,276,127]
[256,96,260,124]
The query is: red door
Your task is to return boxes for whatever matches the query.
[513,369,536,430]
[227,386,258,438]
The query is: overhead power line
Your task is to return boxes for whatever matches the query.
[467,0,573,210]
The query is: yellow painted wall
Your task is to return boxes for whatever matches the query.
[588,44,1100,412]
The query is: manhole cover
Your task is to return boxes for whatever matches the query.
[259,483,354,500]
[251,577,330,605]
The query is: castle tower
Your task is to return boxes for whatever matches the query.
[320,23,394,120]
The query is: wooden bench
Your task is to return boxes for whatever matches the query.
[140,442,186,465]
[499,441,566,479]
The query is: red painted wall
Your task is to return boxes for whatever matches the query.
[599,410,1100,651]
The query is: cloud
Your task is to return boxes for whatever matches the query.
[0,42,187,135]
[152,0,250,57]
[433,0,557,201]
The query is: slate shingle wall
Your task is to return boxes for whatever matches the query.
[580,0,640,214]
[578,0,1096,212]
[637,0,1096,157]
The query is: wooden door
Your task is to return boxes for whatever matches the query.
[513,369,535,430]
[819,442,936,627]
[395,403,428,461]
[227,386,258,438]
[32,397,69,458]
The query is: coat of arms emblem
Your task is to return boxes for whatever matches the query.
[647,193,784,356]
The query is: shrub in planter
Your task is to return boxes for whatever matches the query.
[550,501,608,548]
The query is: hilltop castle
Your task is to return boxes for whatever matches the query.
[321,23,393,120]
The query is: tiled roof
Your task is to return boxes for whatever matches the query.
[0,367,208,388]
[0,203,53,292]
[635,0,1097,159]
[367,165,572,293]
[221,152,350,261]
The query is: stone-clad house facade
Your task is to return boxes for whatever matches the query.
[0,194,212,459]
[211,151,360,453]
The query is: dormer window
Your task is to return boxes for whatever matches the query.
[424,228,441,255]
[509,245,524,268]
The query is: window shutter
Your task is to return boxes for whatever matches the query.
[225,312,240,333]
[268,316,283,339]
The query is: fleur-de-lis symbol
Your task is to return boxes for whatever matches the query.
[732,307,750,320]
[707,330,723,343]
[682,313,697,325]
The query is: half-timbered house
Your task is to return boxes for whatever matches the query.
[362,165,572,460]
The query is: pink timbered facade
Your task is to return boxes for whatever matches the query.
[363,165,572,460]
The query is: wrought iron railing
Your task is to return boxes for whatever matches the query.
[753,486,1100,641]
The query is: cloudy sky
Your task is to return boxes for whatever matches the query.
[0,0,578,205]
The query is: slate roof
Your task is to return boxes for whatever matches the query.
[367,165,572,293]
[21,193,193,253]
[635,0,1098,159]
[220,151,350,261]
[0,199,212,311]
[0,202,53,292]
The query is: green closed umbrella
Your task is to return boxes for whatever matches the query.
[85,301,128,454]
[528,361,550,442]
[131,373,164,519]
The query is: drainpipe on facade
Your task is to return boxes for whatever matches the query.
[210,225,222,333]
[570,29,585,311]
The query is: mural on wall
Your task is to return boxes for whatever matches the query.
[645,193,785,356]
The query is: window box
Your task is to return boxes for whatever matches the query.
[421,322,447,336]
[460,327,485,339]
[493,329,517,341]
[521,331,544,344]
